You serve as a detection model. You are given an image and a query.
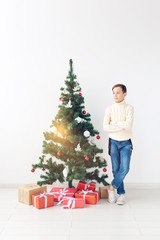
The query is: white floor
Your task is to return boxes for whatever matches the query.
[0,187,160,240]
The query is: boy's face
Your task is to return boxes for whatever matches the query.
[112,87,127,103]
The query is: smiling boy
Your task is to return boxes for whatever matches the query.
[103,84,134,205]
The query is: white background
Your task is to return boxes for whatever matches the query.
[0,0,160,185]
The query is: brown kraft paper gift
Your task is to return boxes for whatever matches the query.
[18,183,47,205]
[99,187,108,199]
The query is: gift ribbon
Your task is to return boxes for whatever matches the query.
[93,191,99,201]
[34,191,55,208]
[78,190,99,202]
[64,197,76,209]
[58,197,84,209]
[58,197,76,209]
[78,190,93,203]
[51,188,74,201]
[82,180,96,190]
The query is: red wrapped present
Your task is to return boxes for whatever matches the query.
[94,190,100,201]
[75,190,98,204]
[77,180,96,191]
[62,197,85,209]
[32,192,54,209]
[50,187,78,202]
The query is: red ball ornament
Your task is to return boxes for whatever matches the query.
[97,136,100,139]
[42,151,44,154]
[31,168,35,172]
[42,168,45,171]
[61,98,65,102]
[103,168,107,172]
[85,156,89,161]
[79,93,82,96]
[48,181,52,185]
[57,152,61,156]
[83,110,86,114]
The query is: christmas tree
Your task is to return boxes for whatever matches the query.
[32,59,108,188]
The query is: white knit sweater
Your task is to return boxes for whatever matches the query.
[103,100,134,141]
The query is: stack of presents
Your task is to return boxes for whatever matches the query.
[18,181,108,209]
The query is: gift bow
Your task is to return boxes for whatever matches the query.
[79,190,93,203]
[34,191,55,208]
[79,189,99,202]
[64,197,76,209]
[58,197,76,209]
[51,188,74,201]
[83,180,96,190]
[58,197,84,209]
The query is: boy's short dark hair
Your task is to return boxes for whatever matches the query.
[112,84,127,93]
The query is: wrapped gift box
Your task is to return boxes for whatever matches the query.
[32,192,54,209]
[75,190,98,204]
[99,187,108,199]
[50,187,78,202]
[94,190,100,201]
[18,183,47,205]
[63,197,85,209]
[77,180,96,191]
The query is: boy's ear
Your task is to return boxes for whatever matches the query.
[124,92,127,97]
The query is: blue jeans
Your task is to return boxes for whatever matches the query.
[110,138,132,195]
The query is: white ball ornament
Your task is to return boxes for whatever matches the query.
[83,130,90,137]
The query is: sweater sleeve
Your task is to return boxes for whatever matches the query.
[103,107,122,132]
[115,105,134,130]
